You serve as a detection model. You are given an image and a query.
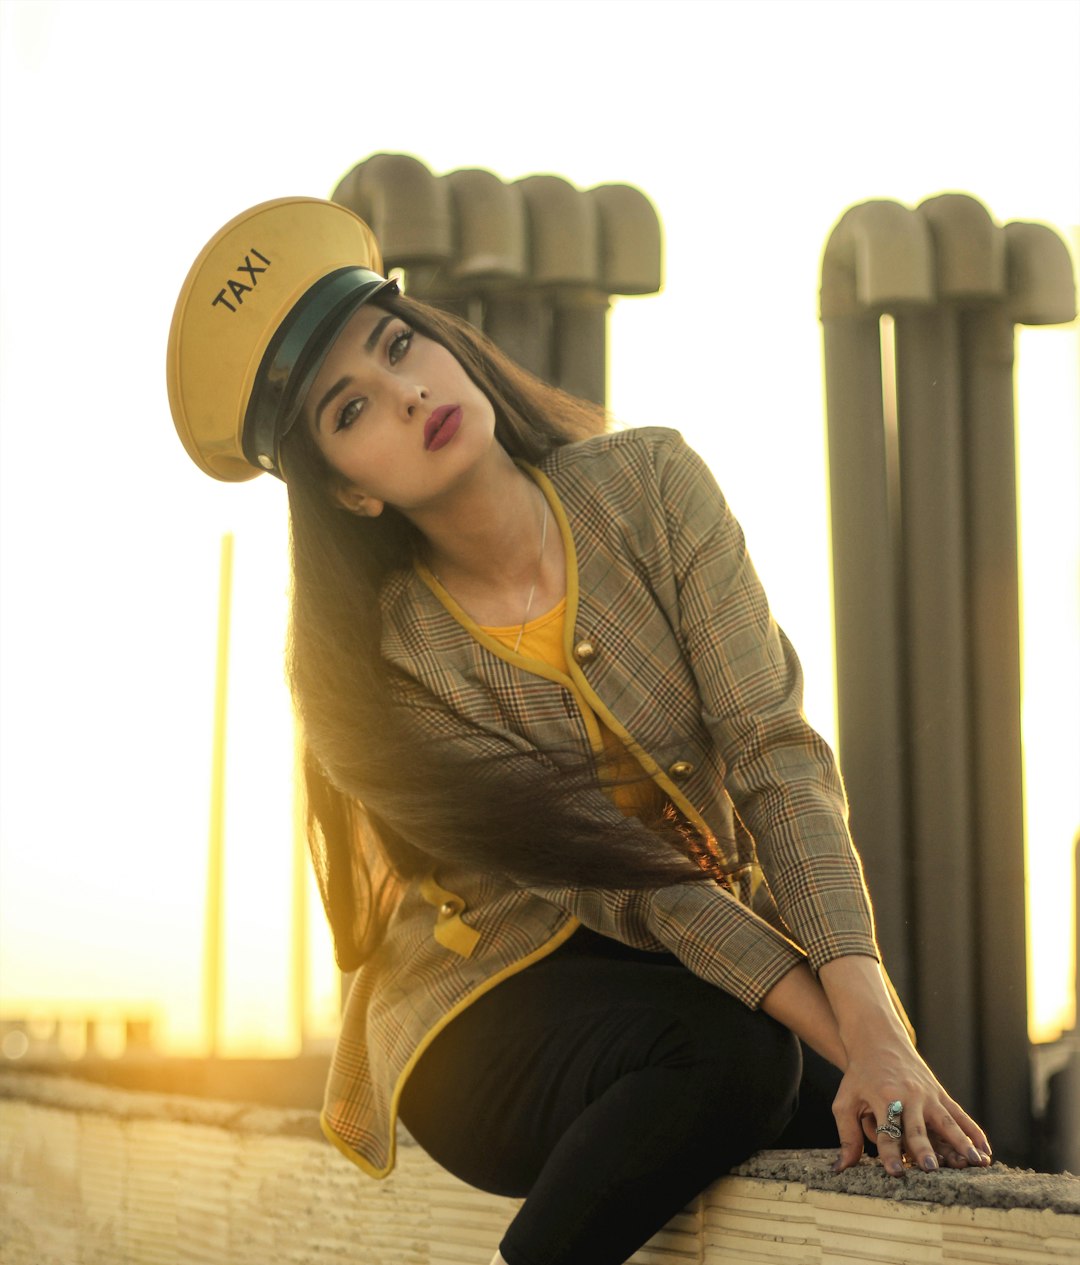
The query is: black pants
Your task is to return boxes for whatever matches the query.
[399,929,841,1265]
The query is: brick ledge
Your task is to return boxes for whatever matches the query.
[2,1071,1078,1265]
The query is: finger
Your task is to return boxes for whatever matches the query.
[928,1091,993,1160]
[831,1102,866,1173]
[832,1135,865,1173]
[900,1114,939,1172]
[948,1104,992,1160]
[927,1126,982,1169]
[926,1107,992,1168]
[933,1142,969,1169]
[871,1105,905,1177]
[876,1142,904,1175]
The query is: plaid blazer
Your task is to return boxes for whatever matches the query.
[320,426,878,1178]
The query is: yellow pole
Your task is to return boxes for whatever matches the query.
[291,723,308,1054]
[204,532,233,1057]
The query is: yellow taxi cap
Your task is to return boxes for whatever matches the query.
[166,197,383,482]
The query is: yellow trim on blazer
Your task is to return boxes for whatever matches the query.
[414,466,609,761]
[320,916,582,1178]
[417,465,729,856]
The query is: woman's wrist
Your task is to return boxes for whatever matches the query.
[817,955,912,1055]
[759,962,848,1070]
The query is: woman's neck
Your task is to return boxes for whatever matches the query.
[417,454,565,626]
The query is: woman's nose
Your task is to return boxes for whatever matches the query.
[404,385,429,417]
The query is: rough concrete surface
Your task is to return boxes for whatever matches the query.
[734,1148,1080,1215]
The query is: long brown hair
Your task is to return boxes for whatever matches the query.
[283,292,704,969]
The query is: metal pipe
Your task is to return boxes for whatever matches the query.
[959,306,1032,1162]
[892,308,978,1105]
[821,317,914,1004]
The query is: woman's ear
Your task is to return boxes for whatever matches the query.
[333,485,385,518]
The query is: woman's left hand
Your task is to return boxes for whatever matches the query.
[831,1043,992,1175]
[817,955,992,1176]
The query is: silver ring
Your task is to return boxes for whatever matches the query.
[875,1100,903,1140]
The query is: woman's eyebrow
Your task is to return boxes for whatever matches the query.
[364,314,394,351]
[314,376,350,431]
[314,315,397,430]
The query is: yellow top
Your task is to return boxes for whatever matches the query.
[482,598,665,822]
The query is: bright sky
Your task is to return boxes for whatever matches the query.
[1,0,1077,1054]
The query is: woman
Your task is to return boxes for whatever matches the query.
[168,197,991,1265]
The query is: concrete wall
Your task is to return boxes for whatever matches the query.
[2,1073,1077,1264]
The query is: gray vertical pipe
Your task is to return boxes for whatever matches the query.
[821,317,915,1005]
[554,296,609,406]
[483,295,554,385]
[892,308,978,1107]
[959,306,1031,1163]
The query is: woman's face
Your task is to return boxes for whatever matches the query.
[303,303,497,519]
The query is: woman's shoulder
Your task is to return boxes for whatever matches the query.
[540,425,691,479]
[540,426,730,531]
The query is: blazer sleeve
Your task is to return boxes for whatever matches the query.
[651,430,879,972]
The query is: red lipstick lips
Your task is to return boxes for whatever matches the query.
[424,405,461,451]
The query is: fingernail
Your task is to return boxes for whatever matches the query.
[888,1160,904,1175]
[923,1154,938,1171]
[967,1147,982,1165]
[979,1150,992,1165]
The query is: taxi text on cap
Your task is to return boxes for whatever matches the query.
[167,197,396,482]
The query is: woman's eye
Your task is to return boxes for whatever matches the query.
[335,397,365,431]
[388,327,414,366]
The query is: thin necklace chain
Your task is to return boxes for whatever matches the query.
[429,488,550,652]
[514,497,549,653]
